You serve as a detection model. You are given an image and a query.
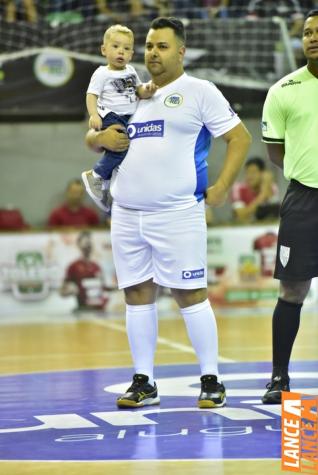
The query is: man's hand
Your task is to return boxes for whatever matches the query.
[86,124,130,153]
[205,183,228,207]
[137,81,158,99]
[259,170,274,202]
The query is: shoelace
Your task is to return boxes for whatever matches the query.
[128,378,149,392]
[266,378,288,391]
[202,381,219,392]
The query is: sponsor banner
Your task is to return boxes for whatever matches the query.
[34,51,74,87]
[0,361,317,461]
[0,230,118,315]
[206,225,317,307]
[0,50,94,120]
[0,226,317,315]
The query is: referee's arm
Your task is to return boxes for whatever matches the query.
[262,88,285,170]
[265,143,284,170]
[262,130,285,170]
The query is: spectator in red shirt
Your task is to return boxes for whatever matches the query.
[48,179,100,228]
[231,157,280,223]
[60,230,109,311]
[0,207,29,230]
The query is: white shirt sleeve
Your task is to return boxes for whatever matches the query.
[87,67,105,96]
[199,81,241,137]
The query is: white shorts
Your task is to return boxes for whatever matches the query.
[111,201,207,290]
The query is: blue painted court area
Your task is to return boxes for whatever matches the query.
[0,362,317,461]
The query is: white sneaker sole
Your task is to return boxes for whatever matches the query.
[198,396,226,409]
[117,396,160,408]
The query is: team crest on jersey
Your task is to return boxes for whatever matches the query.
[280,245,290,267]
[164,93,183,108]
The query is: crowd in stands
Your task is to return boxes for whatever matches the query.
[0,158,280,231]
[1,0,318,23]
[0,179,109,231]
[1,1,304,230]
[230,157,280,224]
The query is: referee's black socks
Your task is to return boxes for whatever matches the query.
[272,297,302,378]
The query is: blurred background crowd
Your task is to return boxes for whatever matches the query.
[1,0,318,23]
[2,0,316,231]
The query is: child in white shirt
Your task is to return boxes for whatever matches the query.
[82,24,157,213]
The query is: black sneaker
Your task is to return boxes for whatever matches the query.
[198,375,226,408]
[117,374,160,408]
[262,375,290,404]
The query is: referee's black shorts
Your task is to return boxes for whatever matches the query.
[274,179,318,281]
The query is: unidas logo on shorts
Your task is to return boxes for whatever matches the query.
[127,120,164,139]
[182,268,205,279]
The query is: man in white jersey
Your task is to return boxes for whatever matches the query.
[261,9,318,404]
[86,17,251,408]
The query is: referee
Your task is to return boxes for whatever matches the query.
[261,9,318,404]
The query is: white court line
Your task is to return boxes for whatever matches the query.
[0,349,192,362]
[89,317,234,363]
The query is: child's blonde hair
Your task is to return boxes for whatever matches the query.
[103,24,134,44]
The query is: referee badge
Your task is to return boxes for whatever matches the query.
[280,245,290,267]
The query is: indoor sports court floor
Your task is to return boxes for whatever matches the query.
[0,305,317,475]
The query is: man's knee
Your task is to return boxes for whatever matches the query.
[124,280,158,305]
[280,280,311,304]
[171,287,208,308]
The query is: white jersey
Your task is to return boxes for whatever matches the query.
[111,73,241,211]
[87,64,142,117]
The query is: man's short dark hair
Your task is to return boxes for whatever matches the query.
[245,157,266,171]
[306,9,318,19]
[150,17,186,44]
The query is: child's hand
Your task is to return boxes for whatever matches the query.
[89,114,102,130]
[138,81,158,99]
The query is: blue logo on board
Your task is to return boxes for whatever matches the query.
[182,268,205,279]
[127,120,164,139]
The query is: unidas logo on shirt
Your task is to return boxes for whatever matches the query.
[127,120,164,139]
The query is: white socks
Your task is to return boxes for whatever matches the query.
[126,299,219,384]
[126,303,158,386]
[180,299,219,377]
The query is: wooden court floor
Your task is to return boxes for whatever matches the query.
[0,308,317,475]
